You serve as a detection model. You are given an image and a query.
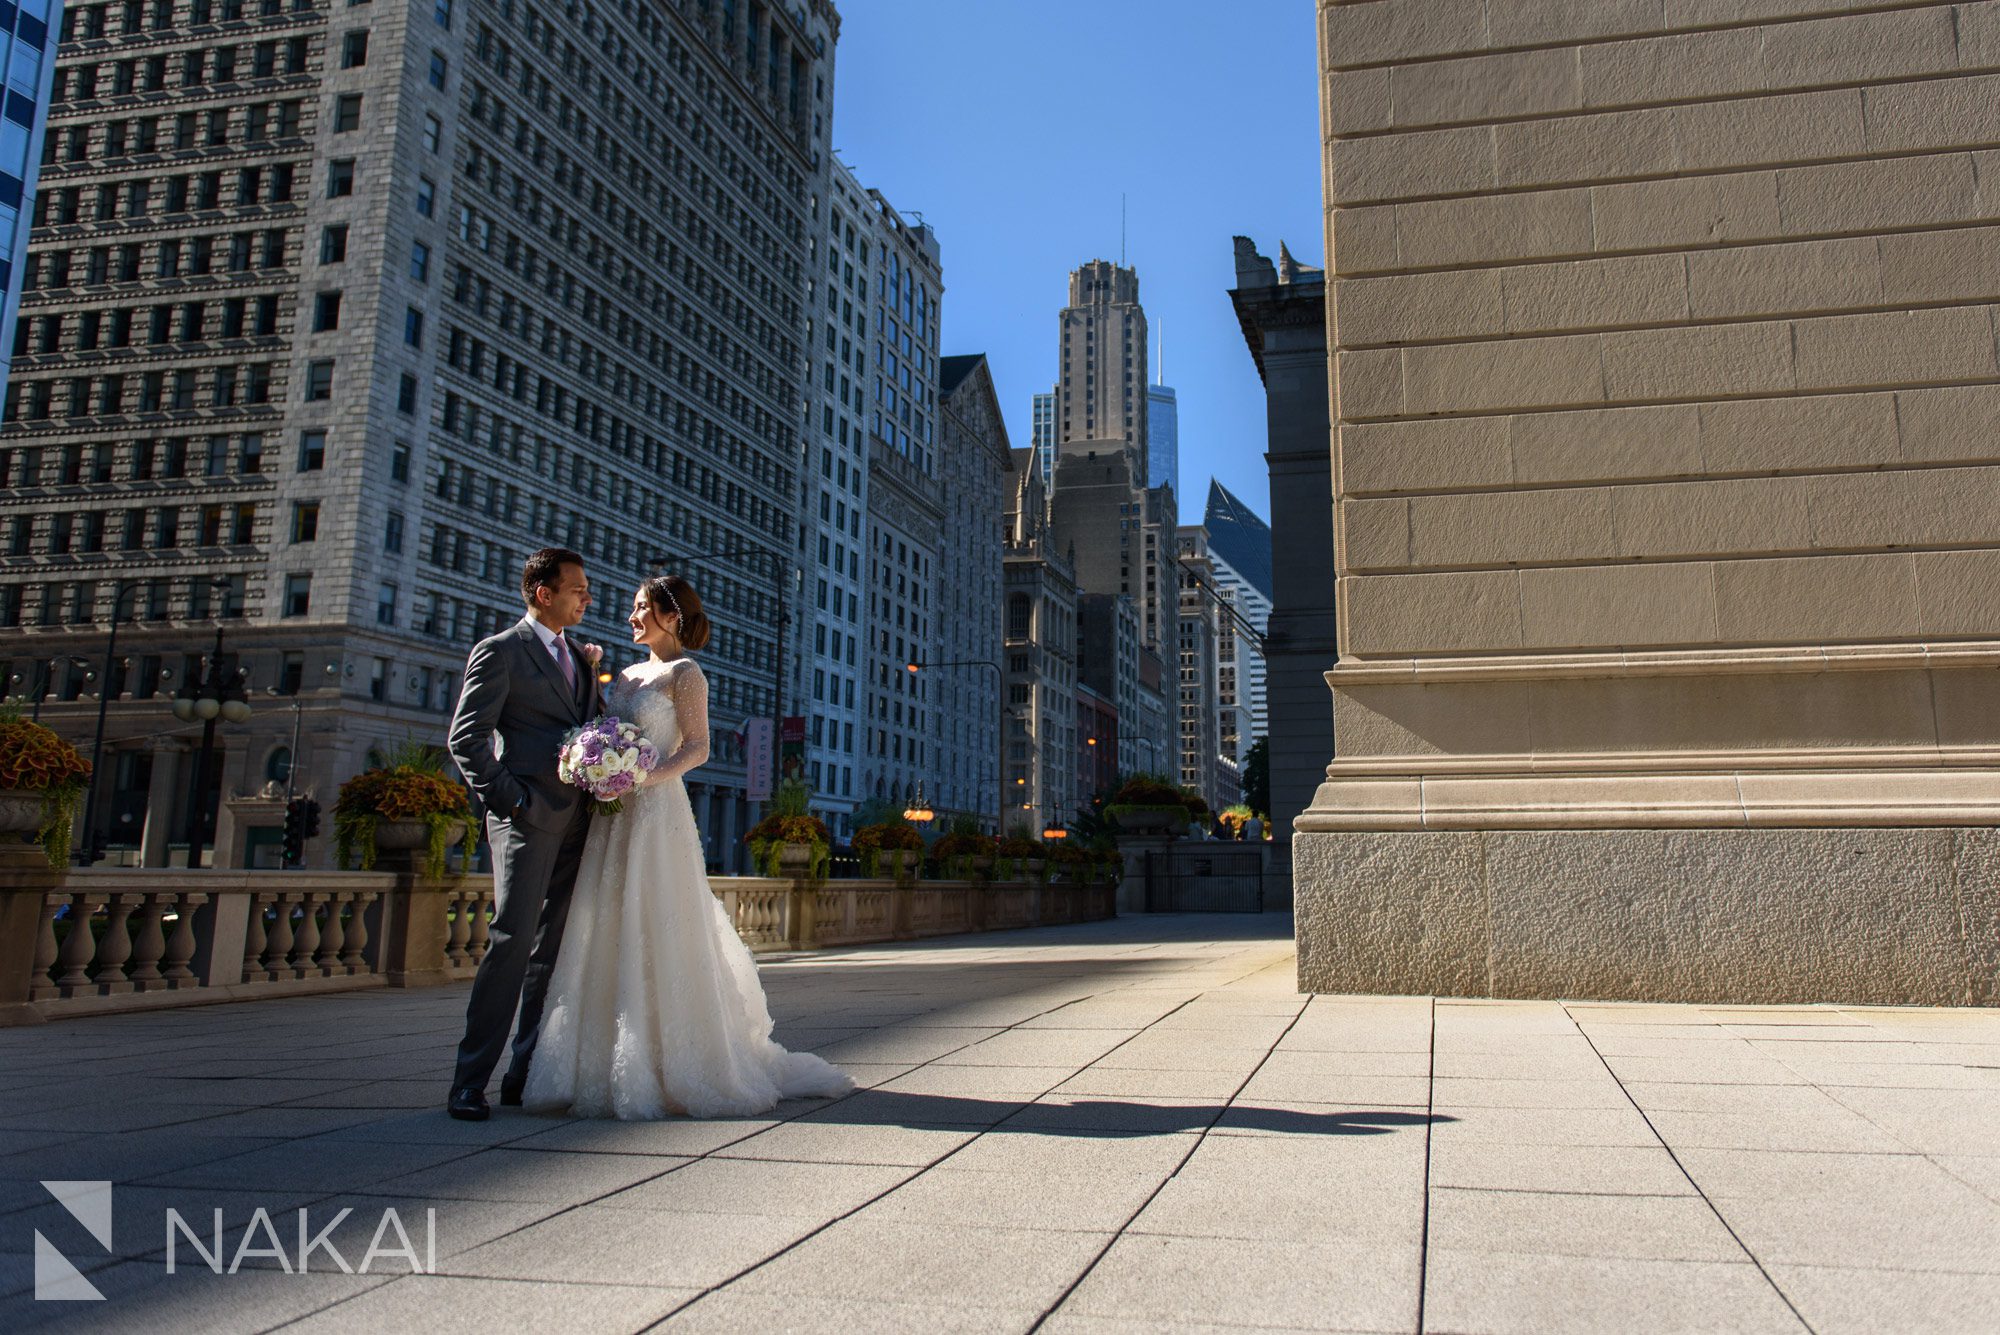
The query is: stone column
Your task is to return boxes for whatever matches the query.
[138,740,183,868]
[1303,0,2000,1006]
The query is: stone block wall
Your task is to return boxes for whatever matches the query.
[1306,0,2000,1002]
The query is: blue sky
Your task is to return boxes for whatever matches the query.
[830,0,1322,527]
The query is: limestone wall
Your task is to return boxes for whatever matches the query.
[1316,0,2000,823]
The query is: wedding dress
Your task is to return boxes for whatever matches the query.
[523,657,854,1119]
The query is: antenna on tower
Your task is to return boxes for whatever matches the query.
[1120,193,1127,266]
[1157,317,1164,385]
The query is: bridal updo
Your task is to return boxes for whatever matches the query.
[643,573,711,651]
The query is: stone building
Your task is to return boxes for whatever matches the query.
[1305,0,2000,1004]
[1229,237,1333,847]
[854,191,942,819]
[1,0,838,869]
[1002,444,1077,832]
[928,351,1009,833]
[1174,522,1226,813]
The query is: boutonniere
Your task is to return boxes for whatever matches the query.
[579,642,604,667]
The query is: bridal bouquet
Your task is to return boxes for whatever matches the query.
[556,717,660,816]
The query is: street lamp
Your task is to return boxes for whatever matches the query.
[171,617,250,871]
[76,582,149,865]
[907,659,1004,832]
[901,781,934,824]
[646,544,794,798]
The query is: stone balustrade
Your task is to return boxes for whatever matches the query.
[0,848,1117,1025]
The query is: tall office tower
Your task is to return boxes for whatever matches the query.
[0,0,58,407]
[1202,480,1271,767]
[1145,382,1176,496]
[1002,445,1076,831]
[1055,259,1147,470]
[931,352,1009,834]
[855,184,943,819]
[1174,524,1224,811]
[1029,386,1054,491]
[1,0,837,869]
[798,154,879,837]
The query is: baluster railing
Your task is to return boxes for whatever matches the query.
[162,892,205,987]
[444,887,472,969]
[262,893,296,981]
[463,887,491,966]
[52,894,107,996]
[242,892,271,983]
[126,894,170,991]
[340,890,374,974]
[312,892,346,977]
[287,893,321,979]
[30,895,61,1001]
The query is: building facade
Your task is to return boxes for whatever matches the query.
[1145,381,1175,496]
[854,185,942,818]
[1308,0,2000,1004]
[1028,385,1053,491]
[1174,523,1224,812]
[929,352,1008,833]
[1202,479,1271,769]
[0,0,59,406]
[1002,444,1076,832]
[2,0,837,869]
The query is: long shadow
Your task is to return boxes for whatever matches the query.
[775,1089,1456,1138]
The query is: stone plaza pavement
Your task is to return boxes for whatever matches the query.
[0,914,1997,1334]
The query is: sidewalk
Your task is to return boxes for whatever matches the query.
[1,913,1996,1333]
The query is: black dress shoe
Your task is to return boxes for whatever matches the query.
[498,1083,523,1108]
[447,1086,490,1121]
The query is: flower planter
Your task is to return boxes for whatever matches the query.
[883,848,920,883]
[1023,857,1047,882]
[0,789,42,839]
[777,841,815,874]
[1111,806,1185,835]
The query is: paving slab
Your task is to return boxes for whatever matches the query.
[0,913,1994,1334]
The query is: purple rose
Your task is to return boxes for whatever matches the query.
[604,771,636,796]
[636,744,660,770]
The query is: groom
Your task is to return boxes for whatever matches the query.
[444,548,602,1120]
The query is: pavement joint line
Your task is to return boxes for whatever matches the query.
[1023,954,1312,1334]
[1416,995,1437,1335]
[1565,1002,1821,1335]
[625,949,1285,1332]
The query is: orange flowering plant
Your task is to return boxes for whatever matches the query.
[0,708,92,868]
[334,739,474,879]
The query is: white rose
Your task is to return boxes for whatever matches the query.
[585,763,609,784]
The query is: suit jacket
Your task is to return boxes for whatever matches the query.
[447,617,603,832]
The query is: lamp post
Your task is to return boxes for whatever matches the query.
[906,659,1004,833]
[75,583,150,865]
[171,623,251,871]
[646,544,793,798]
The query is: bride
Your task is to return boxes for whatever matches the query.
[524,573,855,1119]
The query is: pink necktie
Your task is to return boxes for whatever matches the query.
[553,636,576,690]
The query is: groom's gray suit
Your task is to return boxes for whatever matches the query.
[447,615,602,1095]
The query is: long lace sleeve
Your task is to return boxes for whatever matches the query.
[652,660,710,782]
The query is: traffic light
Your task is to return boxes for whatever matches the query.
[301,799,321,840]
[281,798,306,866]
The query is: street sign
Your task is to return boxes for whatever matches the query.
[744,717,774,802]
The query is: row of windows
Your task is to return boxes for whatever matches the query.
[0,430,408,487]
[24,228,287,290]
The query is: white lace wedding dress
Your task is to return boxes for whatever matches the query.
[523,657,854,1119]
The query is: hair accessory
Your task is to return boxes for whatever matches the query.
[659,581,683,623]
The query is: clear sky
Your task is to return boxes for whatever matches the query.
[829,0,1323,528]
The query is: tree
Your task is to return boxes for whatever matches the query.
[1241,737,1270,817]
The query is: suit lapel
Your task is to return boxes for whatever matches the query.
[559,631,592,719]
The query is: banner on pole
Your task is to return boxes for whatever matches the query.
[744,717,774,803]
[780,715,806,781]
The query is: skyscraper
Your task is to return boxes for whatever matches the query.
[1203,480,1272,765]
[1029,387,1055,491]
[1055,259,1147,473]
[3,0,840,868]
[1146,383,1177,498]
[0,0,57,407]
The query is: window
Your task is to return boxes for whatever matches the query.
[415,176,435,217]
[369,656,388,701]
[340,29,368,66]
[384,510,404,553]
[327,159,354,197]
[282,573,311,617]
[427,51,447,90]
[397,373,417,414]
[421,113,441,153]
[403,307,423,348]
[305,361,333,401]
[409,241,430,282]
[390,439,411,482]
[434,0,450,26]
[332,93,362,132]
[312,291,341,332]
[290,501,318,542]
[320,224,348,263]
[297,430,325,470]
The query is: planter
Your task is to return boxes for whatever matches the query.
[883,848,920,882]
[969,855,996,880]
[1023,858,1047,882]
[0,789,42,838]
[1111,806,1185,835]
[370,818,469,880]
[777,841,815,873]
